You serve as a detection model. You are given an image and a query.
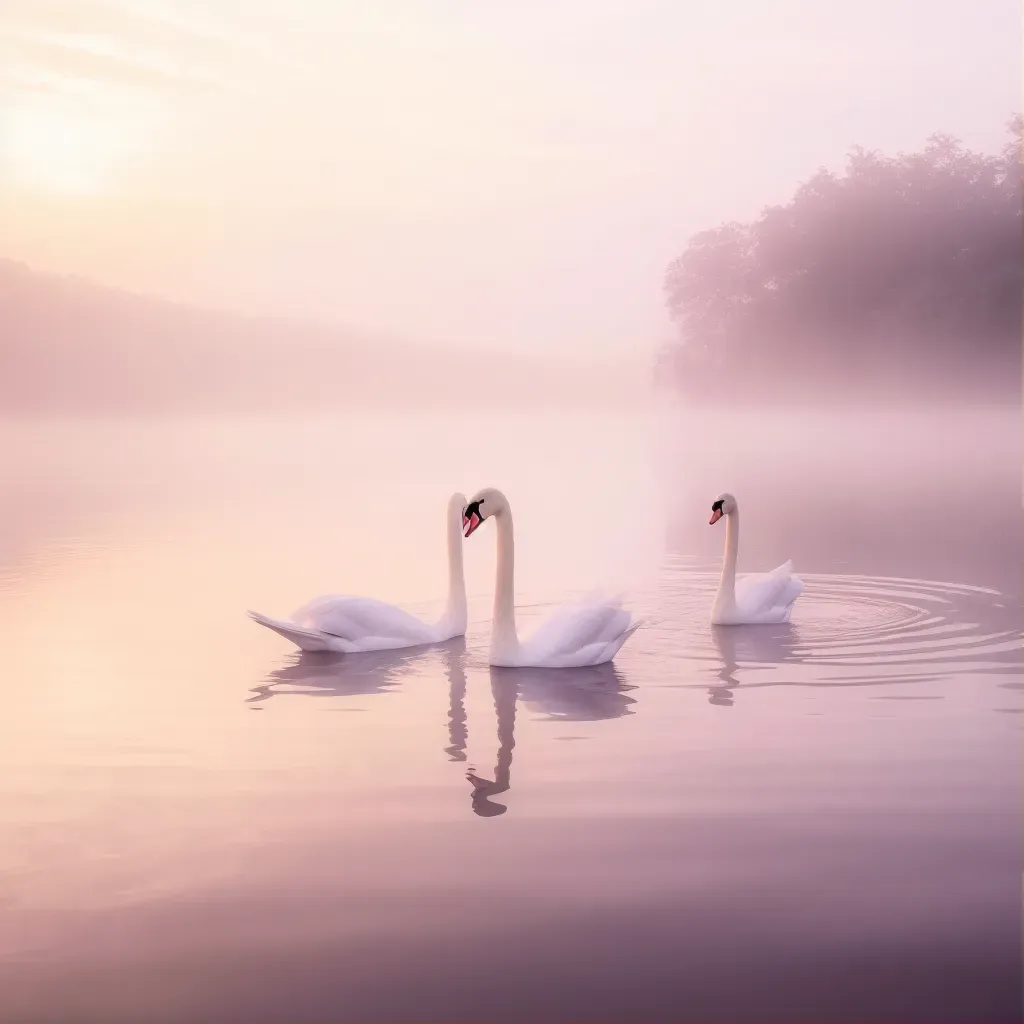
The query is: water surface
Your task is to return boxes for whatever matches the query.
[0,408,1019,1022]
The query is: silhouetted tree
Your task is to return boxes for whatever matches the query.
[663,116,1022,401]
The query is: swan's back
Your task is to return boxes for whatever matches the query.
[516,595,638,667]
[293,594,437,644]
[734,561,804,621]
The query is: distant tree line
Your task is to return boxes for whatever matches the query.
[661,116,1022,402]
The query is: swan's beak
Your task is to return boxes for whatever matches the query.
[463,512,482,537]
[709,508,723,525]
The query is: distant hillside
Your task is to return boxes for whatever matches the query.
[0,259,641,414]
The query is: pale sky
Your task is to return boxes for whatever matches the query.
[0,0,1017,355]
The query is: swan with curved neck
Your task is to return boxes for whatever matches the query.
[248,492,467,652]
[462,487,641,668]
[709,492,803,625]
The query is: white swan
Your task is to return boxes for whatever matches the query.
[248,492,467,652]
[709,492,803,625]
[462,487,641,668]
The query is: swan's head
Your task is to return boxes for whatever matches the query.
[709,492,736,525]
[462,487,506,538]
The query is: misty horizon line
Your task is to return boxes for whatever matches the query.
[1,257,653,415]
[0,256,642,368]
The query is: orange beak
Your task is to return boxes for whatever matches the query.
[463,512,482,537]
[709,509,723,525]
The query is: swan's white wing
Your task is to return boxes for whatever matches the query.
[768,575,804,615]
[291,593,348,622]
[345,633,437,652]
[292,594,435,644]
[521,598,633,664]
[247,611,353,652]
[734,561,803,618]
[544,619,644,667]
[596,618,643,661]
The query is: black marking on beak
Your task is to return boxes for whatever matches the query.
[710,498,724,526]
[463,499,485,537]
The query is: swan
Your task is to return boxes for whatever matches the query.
[248,492,467,653]
[462,487,641,667]
[708,492,803,625]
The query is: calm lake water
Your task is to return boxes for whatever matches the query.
[0,406,1020,1022]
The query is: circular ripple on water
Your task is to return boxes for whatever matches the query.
[644,565,1022,691]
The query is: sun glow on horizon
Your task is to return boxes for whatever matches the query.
[3,104,128,196]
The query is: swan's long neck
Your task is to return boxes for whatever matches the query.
[491,508,519,659]
[440,499,467,634]
[715,509,739,610]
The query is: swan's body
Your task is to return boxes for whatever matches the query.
[462,488,641,668]
[248,493,467,653]
[709,492,803,625]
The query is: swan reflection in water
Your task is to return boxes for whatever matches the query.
[247,639,635,818]
[248,639,463,706]
[708,625,793,707]
[462,663,636,817]
[668,565,1023,704]
[442,639,468,761]
[706,618,961,706]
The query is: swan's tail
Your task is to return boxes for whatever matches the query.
[771,570,804,616]
[600,617,645,663]
[247,610,343,653]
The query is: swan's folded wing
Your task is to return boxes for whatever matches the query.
[734,561,801,617]
[546,619,643,667]
[770,575,804,613]
[248,610,347,652]
[291,594,355,625]
[523,598,632,664]
[294,594,435,643]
